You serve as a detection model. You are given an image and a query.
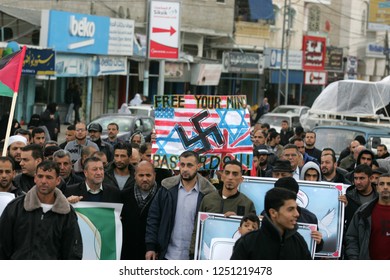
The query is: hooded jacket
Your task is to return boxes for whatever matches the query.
[145,173,215,259]
[0,186,82,259]
[231,214,312,260]
[300,161,322,181]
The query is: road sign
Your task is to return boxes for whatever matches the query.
[148,1,180,59]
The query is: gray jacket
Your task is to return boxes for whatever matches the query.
[345,197,378,260]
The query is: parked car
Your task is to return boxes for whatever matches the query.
[257,113,301,132]
[128,104,154,117]
[89,113,155,142]
[312,125,390,157]
[271,105,310,117]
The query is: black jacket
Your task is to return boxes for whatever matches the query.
[145,174,215,259]
[65,182,122,203]
[0,187,82,259]
[103,162,135,191]
[120,183,159,260]
[231,214,312,260]
[13,173,35,193]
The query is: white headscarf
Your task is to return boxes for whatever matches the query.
[118,103,131,114]
[129,93,143,106]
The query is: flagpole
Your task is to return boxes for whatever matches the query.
[1,91,18,156]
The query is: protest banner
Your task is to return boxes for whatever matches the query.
[239,176,345,258]
[194,212,317,260]
[152,95,253,170]
[73,202,123,260]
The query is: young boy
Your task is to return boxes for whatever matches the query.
[238,213,260,236]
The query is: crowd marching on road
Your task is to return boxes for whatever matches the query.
[0,99,389,261]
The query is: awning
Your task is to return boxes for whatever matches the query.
[0,4,41,26]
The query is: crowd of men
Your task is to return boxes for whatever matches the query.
[0,117,389,260]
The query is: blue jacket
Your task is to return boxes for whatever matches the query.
[145,173,215,259]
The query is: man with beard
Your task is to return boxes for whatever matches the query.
[198,160,255,216]
[345,173,390,259]
[6,135,27,175]
[105,122,123,146]
[0,157,24,196]
[145,151,215,260]
[304,131,322,163]
[121,160,159,260]
[255,145,272,177]
[344,164,378,233]
[13,144,43,192]
[88,123,113,163]
[103,142,135,191]
[376,144,390,159]
[65,157,121,203]
[59,125,76,149]
[65,122,99,164]
[321,153,350,184]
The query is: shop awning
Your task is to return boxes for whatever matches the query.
[0,4,41,26]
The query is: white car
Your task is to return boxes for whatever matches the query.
[257,113,301,132]
[127,104,154,117]
[271,105,310,117]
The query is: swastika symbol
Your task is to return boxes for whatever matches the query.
[175,110,224,153]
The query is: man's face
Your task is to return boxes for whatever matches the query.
[107,125,119,139]
[359,153,373,166]
[54,156,72,179]
[130,148,141,166]
[96,154,108,167]
[281,121,288,130]
[20,150,42,176]
[377,146,386,157]
[88,130,101,142]
[304,169,319,181]
[238,220,259,236]
[258,154,268,165]
[75,123,87,141]
[282,148,300,169]
[0,160,15,191]
[135,163,156,192]
[33,133,45,147]
[221,164,243,192]
[65,130,76,142]
[354,172,371,194]
[141,146,152,162]
[305,133,316,147]
[377,176,390,204]
[179,156,199,182]
[114,149,130,170]
[321,155,336,176]
[8,142,26,162]
[294,140,305,155]
[350,141,359,153]
[270,199,299,233]
[272,171,293,179]
[371,173,380,186]
[34,168,60,196]
[252,130,266,146]
[84,161,104,185]
[131,135,142,145]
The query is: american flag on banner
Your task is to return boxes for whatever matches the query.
[152,95,253,170]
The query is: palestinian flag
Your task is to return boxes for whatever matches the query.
[0,46,26,97]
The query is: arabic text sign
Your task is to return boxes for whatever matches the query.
[302,35,326,71]
[22,48,55,75]
[194,212,316,260]
[239,177,345,258]
[152,95,253,170]
[73,202,123,260]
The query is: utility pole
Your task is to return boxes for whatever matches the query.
[144,0,151,98]
[384,30,390,78]
[277,0,291,105]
